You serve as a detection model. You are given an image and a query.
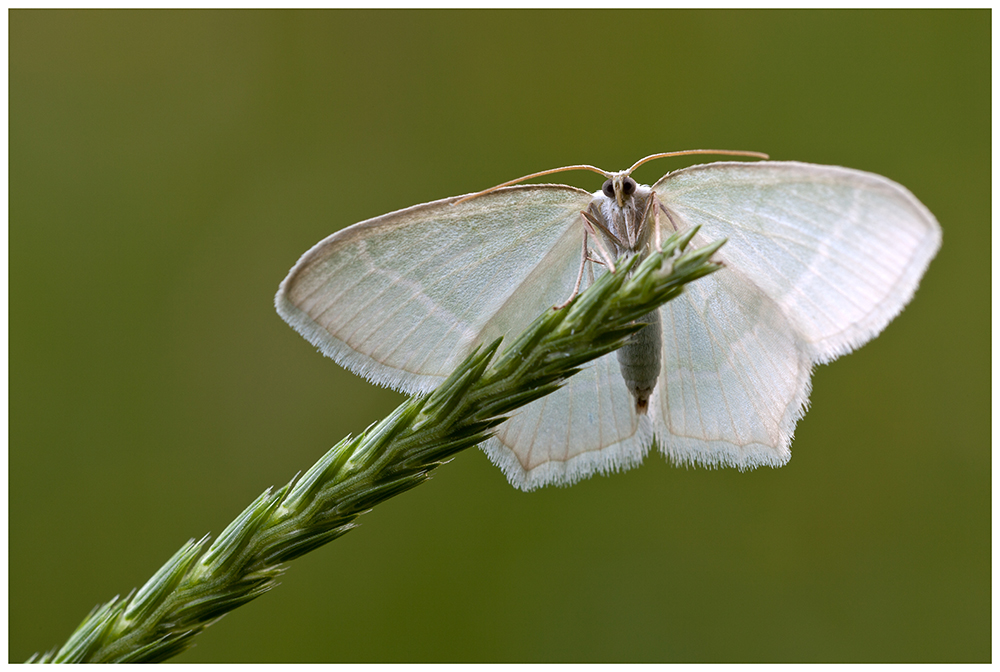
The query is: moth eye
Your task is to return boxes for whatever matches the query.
[622,177,637,195]
[602,179,615,198]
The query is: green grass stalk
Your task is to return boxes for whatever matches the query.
[29,229,724,663]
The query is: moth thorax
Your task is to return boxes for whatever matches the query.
[616,310,662,414]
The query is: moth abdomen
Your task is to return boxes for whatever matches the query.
[616,310,662,415]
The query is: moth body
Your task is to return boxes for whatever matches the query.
[592,175,664,413]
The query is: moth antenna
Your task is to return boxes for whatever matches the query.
[626,149,769,175]
[454,164,612,205]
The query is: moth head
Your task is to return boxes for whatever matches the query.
[602,173,638,207]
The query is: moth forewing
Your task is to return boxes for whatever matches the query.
[276,184,595,395]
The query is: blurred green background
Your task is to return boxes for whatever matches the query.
[10,9,989,663]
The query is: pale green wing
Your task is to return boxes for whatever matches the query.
[483,350,651,491]
[276,185,594,395]
[652,161,941,363]
[648,160,940,467]
[652,266,811,468]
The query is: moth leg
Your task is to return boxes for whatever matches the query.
[580,209,618,272]
[648,205,660,253]
[582,207,624,250]
[659,200,694,250]
[554,227,590,310]
[553,208,621,310]
[658,201,682,233]
[638,194,660,252]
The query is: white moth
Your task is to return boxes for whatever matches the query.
[276,151,941,490]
